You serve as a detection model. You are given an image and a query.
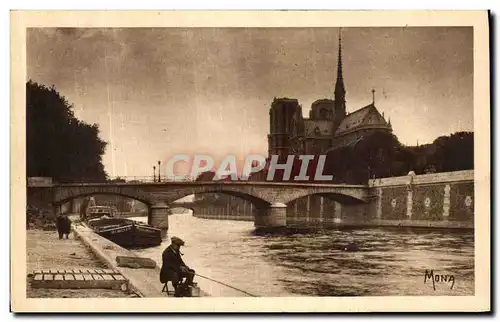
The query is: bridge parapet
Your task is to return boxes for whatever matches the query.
[50,181,370,206]
[369,170,474,187]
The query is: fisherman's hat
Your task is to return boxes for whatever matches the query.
[171,236,185,246]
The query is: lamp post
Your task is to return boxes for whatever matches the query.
[157,160,161,183]
[153,166,156,183]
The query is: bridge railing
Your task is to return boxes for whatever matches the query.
[31,176,369,187]
[105,175,197,183]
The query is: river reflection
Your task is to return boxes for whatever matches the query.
[133,213,474,297]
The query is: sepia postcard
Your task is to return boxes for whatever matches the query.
[10,10,490,313]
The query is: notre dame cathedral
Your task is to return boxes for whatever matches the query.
[268,33,393,159]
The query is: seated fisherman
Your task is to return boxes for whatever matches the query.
[160,236,196,288]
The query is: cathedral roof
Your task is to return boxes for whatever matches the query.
[335,103,375,134]
[325,135,365,153]
[334,103,392,137]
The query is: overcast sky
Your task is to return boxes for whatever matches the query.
[27,27,473,177]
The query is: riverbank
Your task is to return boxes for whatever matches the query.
[26,229,134,298]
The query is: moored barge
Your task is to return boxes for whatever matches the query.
[84,206,162,249]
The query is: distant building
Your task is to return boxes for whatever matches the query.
[268,32,393,159]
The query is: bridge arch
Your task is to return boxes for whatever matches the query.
[170,189,271,208]
[52,184,158,207]
[284,192,368,206]
[53,184,274,208]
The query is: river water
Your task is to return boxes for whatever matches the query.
[132,213,474,297]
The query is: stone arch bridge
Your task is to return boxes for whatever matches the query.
[29,181,372,231]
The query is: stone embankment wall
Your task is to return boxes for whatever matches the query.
[367,170,474,228]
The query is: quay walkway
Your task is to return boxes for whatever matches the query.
[26,229,132,298]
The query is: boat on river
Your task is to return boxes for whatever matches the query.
[84,206,162,249]
[85,205,118,220]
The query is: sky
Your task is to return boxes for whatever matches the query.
[26,27,473,178]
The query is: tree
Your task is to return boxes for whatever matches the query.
[324,132,411,184]
[26,80,108,182]
[405,131,473,174]
[431,131,474,172]
[195,171,216,182]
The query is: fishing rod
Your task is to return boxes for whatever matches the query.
[194,273,259,297]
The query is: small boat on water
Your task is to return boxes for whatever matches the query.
[84,206,162,249]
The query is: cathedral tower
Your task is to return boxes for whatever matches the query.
[268,97,301,160]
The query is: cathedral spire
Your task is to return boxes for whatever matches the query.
[335,28,346,100]
[333,27,347,124]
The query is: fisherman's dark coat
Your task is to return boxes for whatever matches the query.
[160,245,187,283]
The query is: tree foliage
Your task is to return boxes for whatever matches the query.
[26,80,108,183]
[323,131,474,184]
[428,131,474,173]
[195,171,216,182]
[324,132,411,184]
